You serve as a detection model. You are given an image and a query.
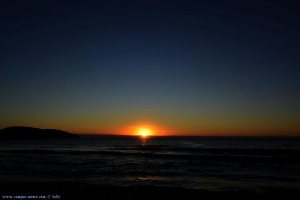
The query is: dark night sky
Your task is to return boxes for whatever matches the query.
[0,0,299,135]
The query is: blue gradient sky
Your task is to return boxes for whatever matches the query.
[1,0,299,135]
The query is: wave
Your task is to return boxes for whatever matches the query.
[1,147,300,159]
[111,145,300,155]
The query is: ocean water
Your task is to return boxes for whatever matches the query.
[0,136,300,192]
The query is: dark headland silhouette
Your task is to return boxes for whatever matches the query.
[0,126,78,139]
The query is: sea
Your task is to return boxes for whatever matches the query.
[0,135,300,193]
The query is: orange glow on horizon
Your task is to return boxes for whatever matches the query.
[16,123,300,137]
[65,121,300,137]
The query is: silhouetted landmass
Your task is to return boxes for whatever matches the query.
[0,126,78,139]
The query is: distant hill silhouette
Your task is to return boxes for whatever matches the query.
[0,126,78,140]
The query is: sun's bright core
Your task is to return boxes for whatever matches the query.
[138,128,152,138]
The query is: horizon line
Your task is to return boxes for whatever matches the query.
[1,126,299,137]
[77,133,300,137]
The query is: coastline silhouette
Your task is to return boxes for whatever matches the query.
[0,126,78,140]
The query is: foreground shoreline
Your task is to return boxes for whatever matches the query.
[1,183,299,200]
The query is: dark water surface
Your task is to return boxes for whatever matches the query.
[1,136,300,193]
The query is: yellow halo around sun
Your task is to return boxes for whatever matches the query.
[137,128,152,138]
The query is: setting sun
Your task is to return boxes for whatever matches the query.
[137,128,152,138]
[118,122,170,137]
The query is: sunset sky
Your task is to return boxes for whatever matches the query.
[0,0,299,136]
